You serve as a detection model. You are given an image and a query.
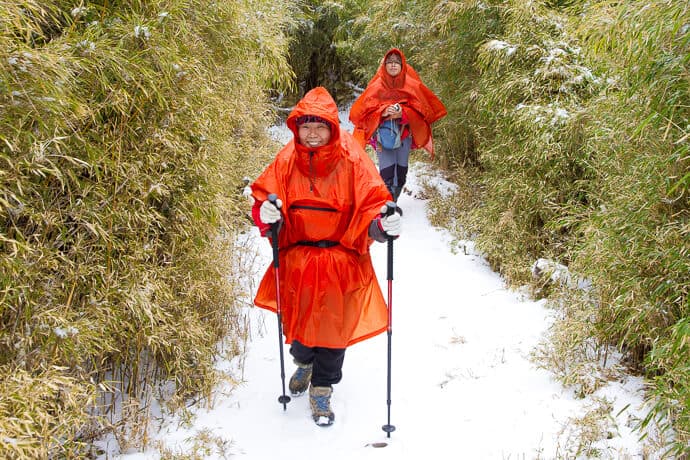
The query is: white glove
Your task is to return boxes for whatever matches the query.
[379,205,401,236]
[260,199,282,224]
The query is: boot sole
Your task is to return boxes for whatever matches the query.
[313,415,334,426]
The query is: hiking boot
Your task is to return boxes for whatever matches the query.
[309,385,335,426]
[288,361,312,396]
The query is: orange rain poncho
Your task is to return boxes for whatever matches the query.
[251,87,391,349]
[349,48,447,158]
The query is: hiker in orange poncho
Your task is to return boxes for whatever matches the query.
[251,87,402,427]
[349,48,447,201]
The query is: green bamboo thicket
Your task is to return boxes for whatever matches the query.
[0,0,293,457]
[283,0,362,105]
[331,0,687,455]
[568,2,689,453]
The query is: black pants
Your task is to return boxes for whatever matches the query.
[290,340,346,387]
[379,164,408,201]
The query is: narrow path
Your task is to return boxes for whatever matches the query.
[111,162,648,459]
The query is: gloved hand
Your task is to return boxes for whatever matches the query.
[259,199,282,224]
[379,204,401,236]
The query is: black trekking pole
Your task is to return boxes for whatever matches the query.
[267,193,291,410]
[381,200,399,437]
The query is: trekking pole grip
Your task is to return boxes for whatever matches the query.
[267,193,281,268]
[383,200,397,276]
[383,200,397,217]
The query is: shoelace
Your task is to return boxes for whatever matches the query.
[314,394,330,411]
[294,367,309,379]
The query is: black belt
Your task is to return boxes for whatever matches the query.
[296,240,339,248]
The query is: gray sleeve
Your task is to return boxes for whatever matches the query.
[368,217,387,243]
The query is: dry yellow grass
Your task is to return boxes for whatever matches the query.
[1,0,293,456]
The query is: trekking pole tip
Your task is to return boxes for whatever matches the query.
[278,394,291,410]
[382,424,396,436]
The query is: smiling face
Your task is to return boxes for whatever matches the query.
[297,121,332,148]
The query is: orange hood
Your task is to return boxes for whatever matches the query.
[349,48,447,157]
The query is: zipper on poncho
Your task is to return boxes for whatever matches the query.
[308,151,315,192]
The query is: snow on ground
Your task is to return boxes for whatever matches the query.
[98,115,654,460]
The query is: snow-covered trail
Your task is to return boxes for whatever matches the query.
[225,171,562,460]
[105,162,648,459]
